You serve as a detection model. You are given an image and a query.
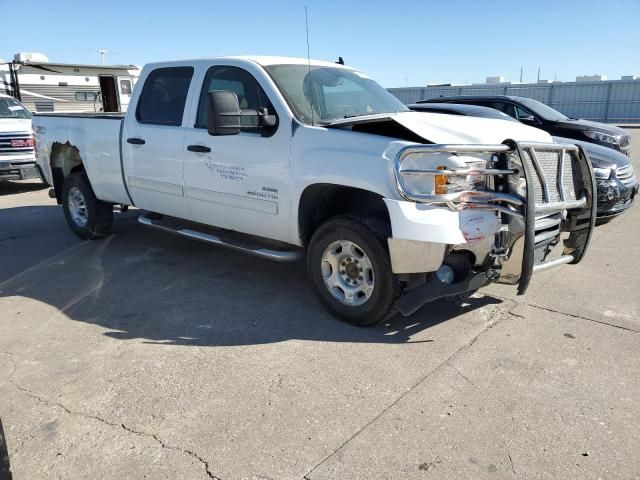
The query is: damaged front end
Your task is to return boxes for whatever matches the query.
[391,140,597,316]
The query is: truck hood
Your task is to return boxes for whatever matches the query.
[0,118,32,133]
[329,111,553,144]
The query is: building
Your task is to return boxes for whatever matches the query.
[576,74,607,82]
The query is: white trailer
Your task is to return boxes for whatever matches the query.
[0,53,139,114]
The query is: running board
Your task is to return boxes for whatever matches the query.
[138,214,302,262]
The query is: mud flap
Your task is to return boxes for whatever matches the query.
[395,271,490,317]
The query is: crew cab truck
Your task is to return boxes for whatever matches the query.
[34,57,597,325]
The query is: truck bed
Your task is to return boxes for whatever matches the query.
[34,112,125,119]
[34,113,130,205]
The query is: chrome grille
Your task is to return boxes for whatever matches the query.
[0,132,35,157]
[616,164,637,187]
[523,147,579,204]
[536,151,561,202]
[561,151,578,200]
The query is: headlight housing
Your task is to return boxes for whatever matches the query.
[584,130,619,145]
[434,160,487,195]
[593,167,613,179]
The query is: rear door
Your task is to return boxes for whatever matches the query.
[182,63,291,242]
[122,66,196,219]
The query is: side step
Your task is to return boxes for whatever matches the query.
[138,214,302,262]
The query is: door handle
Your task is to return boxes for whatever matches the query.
[187,145,212,153]
[126,137,145,145]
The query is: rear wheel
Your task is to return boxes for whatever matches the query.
[61,172,113,239]
[307,217,400,326]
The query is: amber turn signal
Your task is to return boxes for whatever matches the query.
[434,166,447,195]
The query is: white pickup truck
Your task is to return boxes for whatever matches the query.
[34,56,597,325]
[1,94,37,181]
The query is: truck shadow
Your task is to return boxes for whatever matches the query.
[0,212,502,347]
[0,180,48,196]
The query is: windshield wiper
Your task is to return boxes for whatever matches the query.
[342,112,382,119]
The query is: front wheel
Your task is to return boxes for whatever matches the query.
[61,172,113,239]
[307,217,400,326]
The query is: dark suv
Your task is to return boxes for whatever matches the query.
[418,95,631,154]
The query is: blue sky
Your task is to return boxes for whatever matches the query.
[3,0,639,87]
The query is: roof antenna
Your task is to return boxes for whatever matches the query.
[305,6,314,125]
[97,49,109,65]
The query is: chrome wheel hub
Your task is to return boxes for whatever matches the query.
[321,240,375,306]
[67,186,88,227]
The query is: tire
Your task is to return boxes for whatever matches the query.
[307,216,401,326]
[61,172,113,239]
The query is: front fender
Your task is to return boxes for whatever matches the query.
[384,199,500,273]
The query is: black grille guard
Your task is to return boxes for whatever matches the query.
[393,139,597,295]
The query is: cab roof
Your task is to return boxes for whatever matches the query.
[418,95,532,103]
[146,56,354,70]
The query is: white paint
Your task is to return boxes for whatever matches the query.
[34,56,555,274]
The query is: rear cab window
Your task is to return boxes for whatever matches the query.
[136,67,194,126]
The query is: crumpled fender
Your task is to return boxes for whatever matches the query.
[383,199,501,245]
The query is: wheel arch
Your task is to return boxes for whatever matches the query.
[297,183,391,247]
[50,142,85,204]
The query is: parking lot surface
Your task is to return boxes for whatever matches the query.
[1,133,639,479]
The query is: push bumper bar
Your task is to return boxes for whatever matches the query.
[393,139,597,308]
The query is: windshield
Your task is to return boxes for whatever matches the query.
[265,64,408,125]
[0,96,31,119]
[517,97,568,122]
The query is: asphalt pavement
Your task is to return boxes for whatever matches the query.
[0,133,638,480]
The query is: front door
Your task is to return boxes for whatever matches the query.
[182,65,291,243]
[122,66,195,219]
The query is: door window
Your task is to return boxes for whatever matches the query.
[195,66,275,132]
[488,101,517,119]
[515,105,538,122]
[120,79,133,95]
[136,67,194,126]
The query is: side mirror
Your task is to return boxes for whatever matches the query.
[207,90,241,136]
[258,107,277,129]
[519,114,540,124]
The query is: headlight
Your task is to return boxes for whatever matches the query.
[593,167,613,179]
[584,130,619,145]
[434,160,487,194]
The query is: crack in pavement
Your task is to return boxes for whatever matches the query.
[302,304,514,479]
[446,362,477,388]
[0,350,220,480]
[502,299,639,333]
[508,452,516,475]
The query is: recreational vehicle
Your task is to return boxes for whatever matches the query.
[0,53,139,113]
